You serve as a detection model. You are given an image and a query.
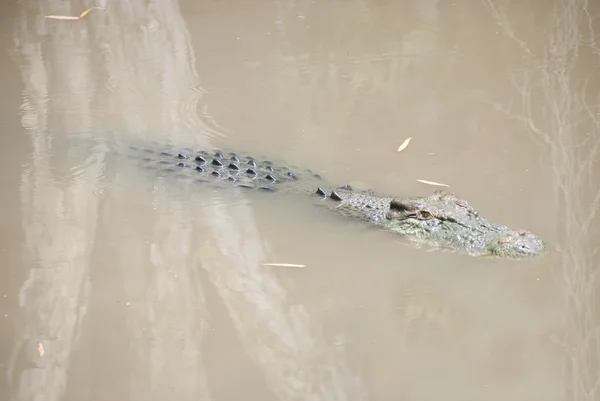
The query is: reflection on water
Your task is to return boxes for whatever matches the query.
[0,0,598,400]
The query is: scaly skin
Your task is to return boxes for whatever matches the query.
[118,142,545,259]
[325,189,544,258]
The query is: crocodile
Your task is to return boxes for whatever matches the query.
[116,141,544,259]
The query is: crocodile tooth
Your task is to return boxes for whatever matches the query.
[247,160,257,168]
[214,152,223,159]
[195,156,207,164]
[265,166,275,172]
[228,163,240,170]
[265,174,276,182]
[330,191,343,201]
[211,159,223,167]
[339,184,352,191]
[227,177,236,182]
[176,162,188,167]
[195,166,204,172]
[246,168,257,176]
[287,172,297,179]
[315,188,327,197]
[211,171,221,177]
[177,153,187,159]
[230,155,240,162]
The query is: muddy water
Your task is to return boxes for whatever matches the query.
[1,0,599,400]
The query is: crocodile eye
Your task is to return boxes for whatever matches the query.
[418,210,433,220]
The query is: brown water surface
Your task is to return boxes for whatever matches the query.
[1,1,599,400]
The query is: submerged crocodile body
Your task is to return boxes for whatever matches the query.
[119,142,544,259]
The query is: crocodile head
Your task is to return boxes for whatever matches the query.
[384,190,544,259]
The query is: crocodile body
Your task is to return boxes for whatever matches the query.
[118,142,544,259]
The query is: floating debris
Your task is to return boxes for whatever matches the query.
[44,15,79,20]
[263,263,306,268]
[417,179,450,188]
[45,6,104,20]
[79,7,104,18]
[397,137,412,152]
